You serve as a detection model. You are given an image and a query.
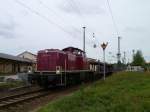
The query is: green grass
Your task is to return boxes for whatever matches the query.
[37,72,150,112]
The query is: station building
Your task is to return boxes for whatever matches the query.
[0,53,36,75]
[17,51,37,62]
[17,51,37,71]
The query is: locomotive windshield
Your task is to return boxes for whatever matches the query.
[62,47,85,56]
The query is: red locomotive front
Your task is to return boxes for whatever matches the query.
[37,49,66,72]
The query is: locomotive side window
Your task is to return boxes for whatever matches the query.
[90,64,93,71]
[95,65,97,72]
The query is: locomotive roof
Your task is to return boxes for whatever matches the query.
[62,47,85,53]
[39,49,60,51]
[38,49,66,54]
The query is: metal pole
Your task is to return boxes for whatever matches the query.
[83,27,86,53]
[117,36,121,63]
[101,42,108,81]
[123,51,126,64]
[65,59,67,86]
[103,49,106,80]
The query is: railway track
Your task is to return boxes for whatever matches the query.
[0,88,50,108]
[0,83,93,112]
[8,85,33,91]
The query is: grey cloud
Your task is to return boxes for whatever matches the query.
[0,18,16,39]
[59,0,105,15]
[67,26,82,39]
[124,26,147,33]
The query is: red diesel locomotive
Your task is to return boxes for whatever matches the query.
[28,47,113,87]
[37,47,88,71]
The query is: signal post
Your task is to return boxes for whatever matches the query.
[101,42,108,80]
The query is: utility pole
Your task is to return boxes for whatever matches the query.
[93,33,95,38]
[132,49,135,57]
[132,49,135,62]
[123,51,126,64]
[117,36,121,64]
[83,27,86,53]
[93,33,97,48]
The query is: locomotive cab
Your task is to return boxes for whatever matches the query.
[62,47,88,70]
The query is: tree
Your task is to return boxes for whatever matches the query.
[132,50,145,66]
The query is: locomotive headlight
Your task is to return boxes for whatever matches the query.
[56,70,60,74]
[56,66,61,74]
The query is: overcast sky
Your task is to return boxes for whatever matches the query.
[0,0,150,63]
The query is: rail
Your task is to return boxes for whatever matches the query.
[0,88,49,108]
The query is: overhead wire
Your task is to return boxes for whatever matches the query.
[14,0,100,50]
[105,0,121,63]
[14,0,78,39]
[106,0,119,36]
[65,0,85,25]
[64,0,94,46]
[38,0,81,34]
[65,0,100,48]
[72,0,101,47]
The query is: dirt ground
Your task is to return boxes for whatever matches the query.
[0,85,82,112]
